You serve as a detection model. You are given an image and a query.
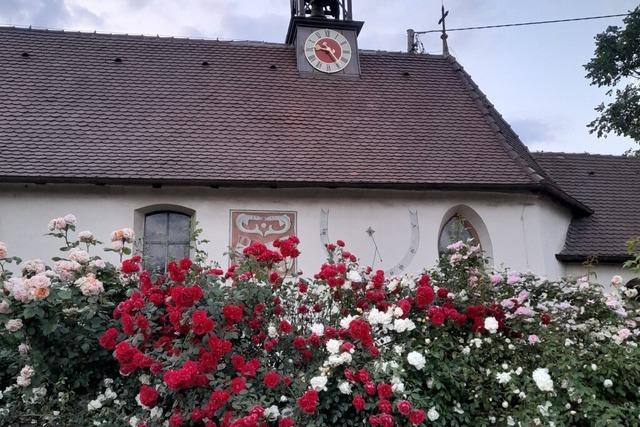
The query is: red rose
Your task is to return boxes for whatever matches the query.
[269,270,281,284]
[409,409,425,425]
[168,412,183,427]
[397,299,412,317]
[208,267,224,276]
[378,399,392,413]
[364,382,376,396]
[396,400,412,416]
[222,305,243,324]
[353,394,365,411]
[242,358,260,377]
[278,417,294,427]
[428,306,446,326]
[179,258,193,271]
[263,371,281,389]
[541,313,551,325]
[99,327,119,350]
[356,369,370,383]
[378,414,395,427]
[418,274,431,287]
[190,408,204,422]
[121,256,142,274]
[437,287,449,298]
[336,239,345,247]
[297,390,318,414]
[279,320,293,334]
[416,285,435,308]
[230,377,246,393]
[138,385,158,408]
[121,313,135,335]
[349,319,373,346]
[192,310,215,335]
[377,383,393,399]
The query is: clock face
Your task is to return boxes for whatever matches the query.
[304,29,352,73]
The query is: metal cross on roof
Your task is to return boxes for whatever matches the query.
[438,4,450,56]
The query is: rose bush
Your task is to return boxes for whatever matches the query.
[1,216,639,426]
[0,216,137,425]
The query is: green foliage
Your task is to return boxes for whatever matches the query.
[0,225,136,426]
[585,7,640,150]
[624,236,640,275]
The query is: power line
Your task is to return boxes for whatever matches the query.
[415,12,631,35]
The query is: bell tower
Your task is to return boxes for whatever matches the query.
[286,0,364,76]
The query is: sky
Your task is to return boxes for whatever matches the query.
[0,0,637,154]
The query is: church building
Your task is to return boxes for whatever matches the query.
[0,0,638,285]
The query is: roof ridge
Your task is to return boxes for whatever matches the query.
[446,55,592,215]
[534,151,640,159]
[0,26,451,58]
[0,24,291,47]
[446,56,544,183]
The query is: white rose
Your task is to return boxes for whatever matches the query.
[427,407,440,421]
[18,343,29,356]
[0,300,11,314]
[407,351,426,370]
[0,241,7,258]
[496,372,512,384]
[68,249,90,264]
[78,231,95,243]
[310,375,328,391]
[603,379,613,388]
[268,326,278,338]
[5,319,23,332]
[63,214,77,226]
[16,365,34,387]
[484,317,499,334]
[338,381,352,394]
[89,259,107,270]
[532,368,554,392]
[346,270,362,283]
[110,240,124,251]
[75,274,104,296]
[611,275,623,286]
[264,405,280,421]
[339,315,356,329]
[393,318,416,333]
[326,339,342,355]
[311,323,325,336]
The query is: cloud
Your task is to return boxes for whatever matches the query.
[509,118,555,144]
[0,0,70,27]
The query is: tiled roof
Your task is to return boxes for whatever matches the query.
[0,26,585,212]
[534,152,640,261]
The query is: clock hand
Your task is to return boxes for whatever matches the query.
[315,43,340,63]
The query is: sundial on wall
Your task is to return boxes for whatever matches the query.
[320,209,420,275]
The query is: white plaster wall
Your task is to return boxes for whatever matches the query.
[564,264,637,288]
[0,183,580,280]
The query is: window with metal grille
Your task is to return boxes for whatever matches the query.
[143,211,191,272]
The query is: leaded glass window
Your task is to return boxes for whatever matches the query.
[143,211,191,272]
[438,214,481,254]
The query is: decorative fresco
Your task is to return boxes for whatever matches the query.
[229,210,297,269]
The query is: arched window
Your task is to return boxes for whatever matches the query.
[143,211,191,272]
[438,214,481,254]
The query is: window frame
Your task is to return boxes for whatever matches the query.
[143,210,192,272]
[438,214,482,254]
